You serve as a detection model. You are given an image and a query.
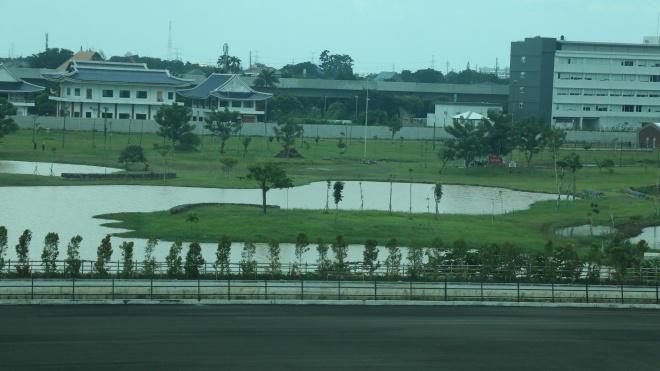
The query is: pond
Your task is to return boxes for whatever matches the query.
[555,225,616,237]
[0,160,121,176]
[630,226,660,249]
[0,161,556,263]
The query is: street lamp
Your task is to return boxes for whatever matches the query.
[364,80,369,160]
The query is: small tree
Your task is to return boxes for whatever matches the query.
[315,238,331,277]
[240,240,257,276]
[184,242,205,278]
[94,235,113,276]
[266,238,281,277]
[333,181,344,226]
[241,137,252,158]
[387,115,403,144]
[324,180,331,214]
[557,152,582,201]
[154,102,194,149]
[119,241,134,277]
[219,156,239,177]
[41,232,59,275]
[273,117,303,157]
[0,226,8,273]
[118,145,147,170]
[215,235,231,276]
[244,163,293,214]
[585,243,602,282]
[433,182,443,221]
[16,229,32,277]
[331,234,348,275]
[407,238,424,279]
[294,233,310,275]
[204,108,241,154]
[143,238,157,276]
[362,239,380,276]
[186,212,199,229]
[0,98,18,140]
[384,238,401,277]
[165,241,183,277]
[64,235,83,278]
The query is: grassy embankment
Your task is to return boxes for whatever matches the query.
[2,128,660,252]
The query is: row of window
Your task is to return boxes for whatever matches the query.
[70,111,150,120]
[196,100,255,109]
[555,104,660,113]
[555,88,660,97]
[556,57,660,67]
[64,87,173,101]
[556,72,660,82]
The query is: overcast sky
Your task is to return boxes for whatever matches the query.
[2,0,659,74]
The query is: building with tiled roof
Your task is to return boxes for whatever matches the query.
[42,60,192,120]
[177,74,272,123]
[0,63,45,116]
[57,51,105,70]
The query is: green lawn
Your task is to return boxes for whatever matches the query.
[2,128,660,252]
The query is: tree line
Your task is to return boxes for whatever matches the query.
[1,226,657,284]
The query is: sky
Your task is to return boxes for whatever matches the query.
[2,0,659,75]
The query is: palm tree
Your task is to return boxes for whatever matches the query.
[253,69,280,89]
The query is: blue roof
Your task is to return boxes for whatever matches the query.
[42,61,192,87]
[177,74,233,99]
[0,81,44,93]
[211,91,272,101]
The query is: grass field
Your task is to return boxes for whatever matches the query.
[2,128,660,253]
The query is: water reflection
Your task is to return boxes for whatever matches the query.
[555,225,615,237]
[0,160,120,176]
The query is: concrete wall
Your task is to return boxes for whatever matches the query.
[12,115,637,144]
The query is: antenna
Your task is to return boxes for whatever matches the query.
[430,54,435,70]
[446,61,449,75]
[223,43,229,70]
[174,48,181,61]
[496,58,499,75]
[45,33,48,50]
[167,21,172,60]
[249,51,252,67]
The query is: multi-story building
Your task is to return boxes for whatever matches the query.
[177,74,272,123]
[42,60,192,120]
[0,63,44,116]
[510,36,660,131]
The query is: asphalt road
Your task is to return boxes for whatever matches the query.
[0,305,658,370]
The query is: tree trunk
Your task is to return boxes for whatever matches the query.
[262,187,267,214]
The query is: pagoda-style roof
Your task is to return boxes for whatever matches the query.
[57,51,105,70]
[42,60,193,87]
[178,73,272,101]
[0,64,45,93]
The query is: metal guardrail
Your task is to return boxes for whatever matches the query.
[1,278,658,305]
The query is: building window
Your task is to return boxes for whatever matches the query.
[73,112,80,117]
[137,91,147,99]
[136,113,147,120]
[168,92,174,100]
[66,88,71,96]
[521,56,526,63]
[86,89,93,99]
[243,101,254,108]
[219,101,228,107]
[119,113,130,119]
[157,91,163,102]
[583,89,595,96]
[610,90,622,96]
[623,105,634,112]
[85,112,92,118]
[101,112,113,119]
[519,87,524,94]
[102,89,114,98]
[518,102,524,109]
[622,90,634,97]
[520,72,526,79]
[74,88,80,96]
[596,106,607,111]
[621,60,634,66]
[120,90,130,98]
[231,101,241,108]
[651,75,660,82]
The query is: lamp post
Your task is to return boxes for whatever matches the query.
[432,117,437,150]
[61,105,69,148]
[364,80,369,160]
[323,96,327,120]
[510,80,517,172]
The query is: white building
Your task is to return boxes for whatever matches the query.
[177,74,272,123]
[426,102,502,127]
[42,60,192,120]
[511,36,660,131]
[0,63,44,116]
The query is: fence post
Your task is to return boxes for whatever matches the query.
[265,279,268,300]
[409,281,413,301]
[621,283,624,304]
[300,278,304,300]
[197,279,201,301]
[585,283,589,304]
[31,277,34,300]
[338,278,341,300]
[150,278,153,300]
[517,282,520,302]
[480,281,484,301]
[227,278,231,301]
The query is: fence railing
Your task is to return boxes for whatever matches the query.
[1,278,659,305]
[3,259,660,285]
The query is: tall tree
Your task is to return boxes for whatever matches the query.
[273,117,303,157]
[0,98,18,140]
[204,108,242,154]
[15,229,32,277]
[294,233,310,274]
[319,50,354,79]
[25,48,74,69]
[240,240,257,276]
[94,234,113,276]
[362,239,380,276]
[165,241,183,277]
[557,153,582,201]
[517,116,547,169]
[445,117,488,172]
[544,127,567,183]
[118,145,147,170]
[244,163,293,214]
[266,238,281,276]
[267,93,304,121]
[384,238,401,277]
[253,69,280,89]
[333,181,344,226]
[154,102,194,149]
[119,241,134,277]
[34,93,56,116]
[184,242,205,278]
[41,232,59,275]
[407,238,425,279]
[386,115,403,144]
[65,235,83,277]
[215,235,231,275]
[331,234,348,275]
[315,238,331,277]
[143,238,157,276]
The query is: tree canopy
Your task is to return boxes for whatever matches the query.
[204,108,241,154]
[118,145,147,169]
[244,163,293,213]
[154,102,194,149]
[253,69,280,89]
[319,50,355,80]
[0,99,18,140]
[25,48,73,69]
[273,117,303,157]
